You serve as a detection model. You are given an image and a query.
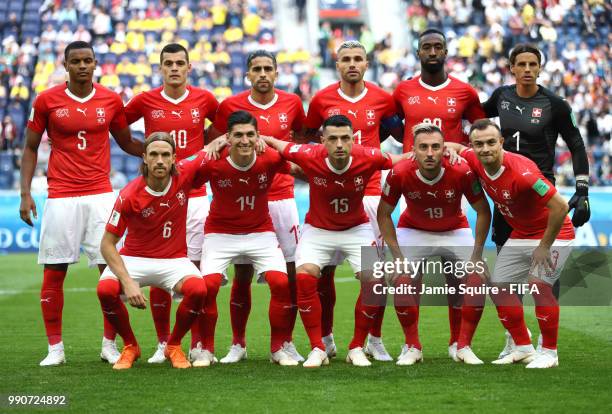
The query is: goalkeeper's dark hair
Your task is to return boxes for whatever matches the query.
[64,41,95,61]
[509,43,542,65]
[160,43,189,64]
[246,50,277,69]
[141,132,177,177]
[228,110,258,133]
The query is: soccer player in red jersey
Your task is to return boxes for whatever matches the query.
[304,41,403,361]
[19,41,143,366]
[263,115,408,367]
[98,132,208,370]
[447,119,575,368]
[208,50,306,363]
[196,111,299,367]
[124,43,219,364]
[393,29,485,151]
[377,123,491,365]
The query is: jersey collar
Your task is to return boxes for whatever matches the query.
[416,167,445,185]
[161,88,190,105]
[227,153,257,171]
[418,76,451,91]
[145,177,173,197]
[337,87,368,103]
[484,165,506,181]
[64,85,96,103]
[248,93,279,110]
[325,157,352,174]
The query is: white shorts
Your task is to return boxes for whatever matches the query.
[296,223,377,274]
[100,256,201,296]
[201,232,286,276]
[186,196,210,261]
[38,192,115,267]
[492,238,574,285]
[396,227,475,263]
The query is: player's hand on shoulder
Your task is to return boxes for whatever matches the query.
[123,279,147,309]
[204,137,228,160]
[443,148,463,165]
[19,193,37,226]
[255,136,270,154]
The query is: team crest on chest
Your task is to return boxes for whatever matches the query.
[445,189,455,199]
[141,206,155,218]
[96,108,106,124]
[258,173,268,184]
[55,108,69,118]
[502,189,511,200]
[176,190,186,206]
[151,109,165,119]
[218,178,232,188]
[327,108,341,117]
[278,113,288,123]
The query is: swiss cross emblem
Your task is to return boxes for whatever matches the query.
[151,110,165,119]
[278,113,288,123]
[532,108,542,118]
[191,108,200,118]
[366,109,375,120]
[176,190,186,206]
[502,190,511,200]
[354,176,364,186]
[96,108,105,117]
[445,189,455,198]
[258,173,267,183]
[447,97,456,107]
[328,108,340,116]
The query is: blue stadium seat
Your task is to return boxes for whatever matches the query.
[0,153,14,173]
[0,171,14,189]
[111,154,126,171]
[125,156,142,174]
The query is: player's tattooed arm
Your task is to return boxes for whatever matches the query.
[112,127,144,156]
[532,193,570,275]
[19,128,43,226]
[377,199,403,261]
[100,231,147,309]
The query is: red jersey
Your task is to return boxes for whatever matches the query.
[202,148,290,235]
[461,149,574,240]
[27,83,128,198]
[212,89,305,201]
[283,143,392,231]
[124,85,219,197]
[105,152,209,258]
[304,81,397,196]
[382,158,484,231]
[393,75,485,150]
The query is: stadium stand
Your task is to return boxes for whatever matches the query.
[0,0,609,188]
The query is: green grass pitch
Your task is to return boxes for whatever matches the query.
[1,254,611,413]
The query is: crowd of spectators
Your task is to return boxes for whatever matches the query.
[0,0,610,188]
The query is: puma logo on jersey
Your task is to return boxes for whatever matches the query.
[259,115,270,124]
[160,201,170,208]
[76,108,87,116]
[188,309,200,315]
[334,180,345,187]
[427,96,439,104]
[171,110,183,118]
[515,105,525,114]
[427,191,438,198]
[239,178,250,184]
[347,109,358,118]
[102,310,116,315]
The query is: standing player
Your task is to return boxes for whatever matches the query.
[124,43,219,364]
[98,132,208,370]
[19,41,143,366]
[482,44,590,358]
[392,28,485,358]
[448,119,575,368]
[208,50,306,363]
[377,123,491,365]
[197,111,298,367]
[263,115,408,367]
[304,41,403,361]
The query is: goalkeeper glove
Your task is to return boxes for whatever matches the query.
[568,179,590,227]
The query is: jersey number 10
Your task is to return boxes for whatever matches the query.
[170,130,188,149]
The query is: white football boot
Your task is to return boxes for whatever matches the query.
[536,334,543,352]
[346,347,372,367]
[220,344,247,364]
[302,347,329,368]
[364,335,393,362]
[491,344,536,364]
[100,337,121,364]
[322,334,337,358]
[526,348,558,369]
[455,346,484,365]
[498,328,532,359]
[448,342,458,361]
[192,349,217,368]
[147,342,167,363]
[270,349,299,366]
[282,341,305,362]
[40,342,66,366]
[396,345,423,366]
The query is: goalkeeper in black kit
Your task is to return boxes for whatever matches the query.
[482,43,590,359]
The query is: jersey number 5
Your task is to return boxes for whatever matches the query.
[77,130,86,150]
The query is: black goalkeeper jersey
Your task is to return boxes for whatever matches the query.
[483,85,588,184]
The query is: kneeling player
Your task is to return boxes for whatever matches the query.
[196,111,297,367]
[263,115,408,367]
[97,132,208,369]
[378,123,491,365]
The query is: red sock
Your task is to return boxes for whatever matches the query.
[41,268,67,345]
[297,272,324,350]
[168,278,206,346]
[97,279,137,346]
[531,280,559,350]
[457,274,485,349]
[349,288,380,350]
[97,267,116,341]
[229,276,251,347]
[286,272,298,342]
[369,306,385,338]
[448,305,462,345]
[200,274,222,353]
[393,275,421,349]
[318,268,336,337]
[491,290,531,346]
[149,286,171,343]
[265,271,292,352]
